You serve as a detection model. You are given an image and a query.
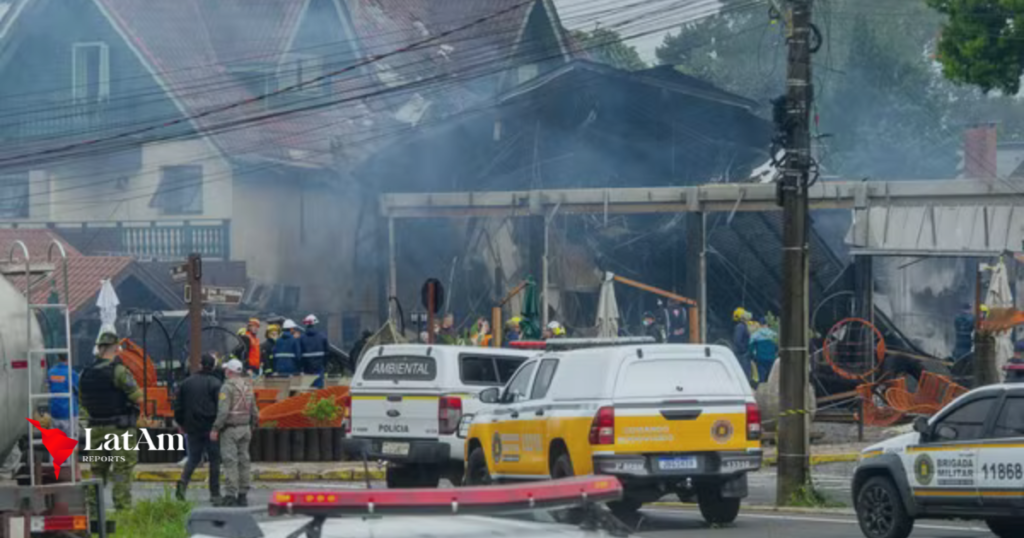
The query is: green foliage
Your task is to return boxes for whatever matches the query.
[571,27,648,71]
[787,484,845,508]
[303,395,342,427]
[927,0,1024,95]
[115,490,192,538]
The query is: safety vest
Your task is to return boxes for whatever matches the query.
[244,331,261,370]
[224,378,254,427]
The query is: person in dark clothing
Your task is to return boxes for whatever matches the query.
[349,330,372,371]
[272,320,302,375]
[174,353,223,504]
[642,311,665,343]
[732,307,753,384]
[953,303,975,362]
[300,314,330,388]
[260,324,280,373]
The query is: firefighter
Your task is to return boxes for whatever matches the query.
[271,320,302,375]
[78,331,143,511]
[299,314,330,387]
[211,359,258,506]
[232,319,262,373]
[261,323,280,373]
[732,308,753,384]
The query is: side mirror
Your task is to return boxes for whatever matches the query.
[913,416,930,435]
[936,425,958,441]
[479,387,500,404]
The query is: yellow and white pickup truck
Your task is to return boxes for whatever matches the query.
[463,344,762,523]
[852,383,1024,538]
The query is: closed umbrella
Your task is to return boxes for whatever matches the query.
[520,276,542,340]
[984,259,1014,372]
[96,279,119,356]
[595,273,619,338]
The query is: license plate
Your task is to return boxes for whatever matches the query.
[658,456,698,471]
[381,442,410,456]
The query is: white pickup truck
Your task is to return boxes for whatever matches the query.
[342,344,534,487]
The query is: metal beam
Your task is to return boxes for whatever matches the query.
[380,179,1024,219]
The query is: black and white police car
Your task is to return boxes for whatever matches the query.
[852,383,1024,538]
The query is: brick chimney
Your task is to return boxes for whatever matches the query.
[964,123,997,180]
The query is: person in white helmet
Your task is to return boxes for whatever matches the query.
[299,314,330,388]
[270,319,302,375]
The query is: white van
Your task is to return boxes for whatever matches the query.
[465,344,762,522]
[343,344,535,488]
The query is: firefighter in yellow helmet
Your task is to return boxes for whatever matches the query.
[732,308,754,385]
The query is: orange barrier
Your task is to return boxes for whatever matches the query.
[118,339,160,388]
[885,371,959,416]
[142,386,174,418]
[259,385,350,429]
[856,381,905,427]
[255,388,281,411]
[940,382,969,407]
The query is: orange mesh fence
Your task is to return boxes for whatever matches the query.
[255,388,281,411]
[856,381,905,427]
[884,371,949,416]
[940,383,969,407]
[118,339,160,388]
[259,385,350,429]
[823,318,886,382]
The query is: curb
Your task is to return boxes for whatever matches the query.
[763,453,859,466]
[649,502,855,516]
[84,467,387,483]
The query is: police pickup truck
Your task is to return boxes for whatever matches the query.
[852,383,1024,538]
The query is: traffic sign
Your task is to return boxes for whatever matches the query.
[170,263,188,282]
[201,285,245,305]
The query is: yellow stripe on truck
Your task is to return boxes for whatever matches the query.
[612,413,752,453]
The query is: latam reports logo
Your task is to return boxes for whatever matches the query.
[26,418,184,479]
[26,419,78,480]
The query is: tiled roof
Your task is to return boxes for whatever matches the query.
[0,228,83,261]
[4,256,133,314]
[90,0,552,169]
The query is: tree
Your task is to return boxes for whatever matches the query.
[927,0,1024,94]
[571,27,647,71]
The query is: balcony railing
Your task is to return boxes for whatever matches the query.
[0,220,231,260]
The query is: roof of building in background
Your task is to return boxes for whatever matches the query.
[2,254,181,315]
[0,228,84,261]
[86,0,564,170]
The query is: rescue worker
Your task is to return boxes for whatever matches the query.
[299,314,330,388]
[261,323,280,373]
[749,321,779,386]
[271,319,302,375]
[47,353,79,437]
[543,321,566,339]
[642,311,666,343]
[174,353,223,504]
[232,319,262,374]
[504,317,522,346]
[78,331,143,511]
[953,303,976,362]
[211,359,258,507]
[437,313,458,344]
[732,308,753,384]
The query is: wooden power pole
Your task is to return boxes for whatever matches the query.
[777,0,814,505]
[187,253,203,373]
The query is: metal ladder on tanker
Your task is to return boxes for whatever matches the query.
[8,239,76,487]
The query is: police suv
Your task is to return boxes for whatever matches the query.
[464,343,762,523]
[852,383,1024,538]
[342,344,534,488]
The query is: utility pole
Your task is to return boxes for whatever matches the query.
[777,0,814,505]
[186,253,202,373]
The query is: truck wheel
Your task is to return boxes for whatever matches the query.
[855,476,914,538]
[551,453,575,479]
[986,518,1024,538]
[697,484,740,525]
[465,447,492,486]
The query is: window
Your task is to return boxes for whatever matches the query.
[530,359,559,400]
[279,54,325,94]
[503,361,536,403]
[933,397,996,442]
[72,43,110,103]
[361,356,436,381]
[992,396,1024,438]
[460,355,527,386]
[150,166,202,215]
[0,173,28,218]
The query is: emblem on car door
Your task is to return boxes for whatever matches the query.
[387,409,401,418]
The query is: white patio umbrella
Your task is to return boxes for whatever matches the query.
[96,279,120,336]
[595,273,620,338]
[983,259,1014,372]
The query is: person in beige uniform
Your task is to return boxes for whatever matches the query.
[211,359,258,506]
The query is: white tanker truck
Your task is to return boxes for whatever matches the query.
[0,263,45,463]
